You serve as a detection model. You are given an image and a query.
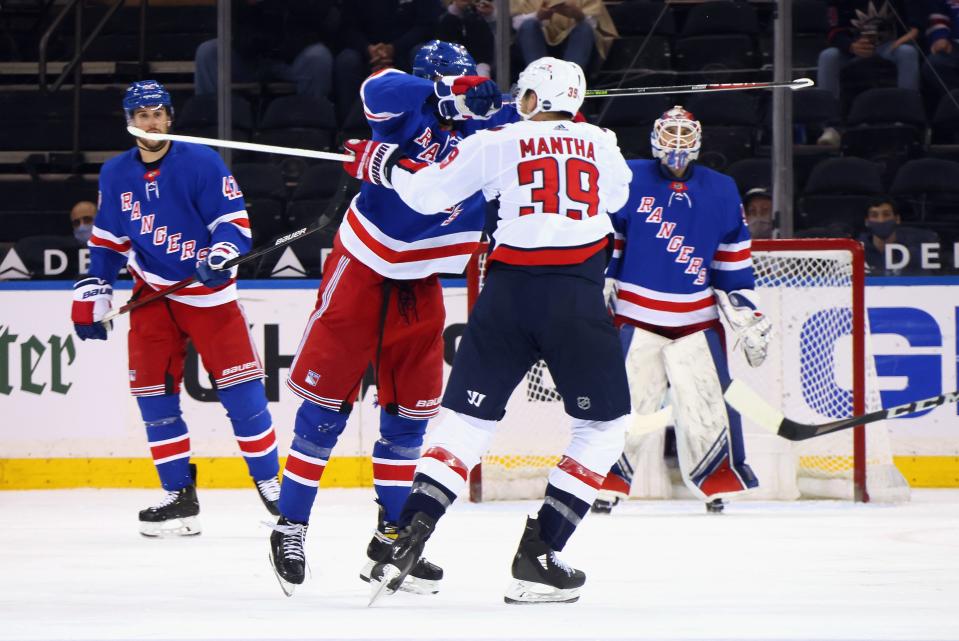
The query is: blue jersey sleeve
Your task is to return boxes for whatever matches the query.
[709,178,755,292]
[360,69,435,136]
[606,203,629,281]
[86,172,131,284]
[193,147,252,252]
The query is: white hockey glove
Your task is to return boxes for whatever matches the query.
[196,241,239,288]
[71,277,113,341]
[714,289,772,367]
[603,277,619,315]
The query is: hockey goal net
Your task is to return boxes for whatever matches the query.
[464,238,910,503]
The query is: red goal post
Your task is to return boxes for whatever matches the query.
[464,237,910,503]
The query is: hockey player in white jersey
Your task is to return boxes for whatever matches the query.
[343,57,633,604]
[593,106,773,514]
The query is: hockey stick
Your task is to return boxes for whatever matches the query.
[99,214,333,323]
[585,77,814,98]
[723,379,959,442]
[126,126,354,162]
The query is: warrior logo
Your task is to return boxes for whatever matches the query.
[466,390,486,407]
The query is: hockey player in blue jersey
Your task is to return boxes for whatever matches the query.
[593,106,773,514]
[268,41,518,596]
[70,81,281,536]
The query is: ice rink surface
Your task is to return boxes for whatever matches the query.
[1,488,958,641]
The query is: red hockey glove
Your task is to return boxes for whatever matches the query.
[342,139,399,187]
[435,75,502,120]
[71,277,113,340]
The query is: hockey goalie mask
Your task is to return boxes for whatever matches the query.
[651,106,701,173]
[513,57,585,120]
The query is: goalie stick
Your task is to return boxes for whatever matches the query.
[585,77,814,98]
[127,126,354,161]
[723,379,959,442]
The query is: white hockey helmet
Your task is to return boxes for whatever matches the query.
[651,105,702,172]
[513,57,585,119]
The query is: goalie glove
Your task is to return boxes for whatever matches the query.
[71,277,113,341]
[195,241,239,288]
[714,289,772,367]
[342,138,399,188]
[434,75,502,120]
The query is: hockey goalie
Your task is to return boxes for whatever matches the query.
[596,106,773,513]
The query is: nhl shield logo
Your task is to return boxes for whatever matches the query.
[305,370,320,386]
[577,396,591,410]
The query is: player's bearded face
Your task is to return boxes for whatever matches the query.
[131,106,171,152]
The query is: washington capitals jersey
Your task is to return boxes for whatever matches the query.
[607,159,754,328]
[389,119,631,266]
[89,142,251,307]
[339,68,518,279]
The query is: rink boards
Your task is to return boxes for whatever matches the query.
[1,277,958,489]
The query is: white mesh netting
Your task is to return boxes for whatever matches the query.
[470,240,910,502]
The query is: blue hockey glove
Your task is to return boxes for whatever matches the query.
[71,277,113,340]
[196,241,239,288]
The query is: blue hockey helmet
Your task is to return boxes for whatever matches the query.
[412,40,476,79]
[123,80,173,121]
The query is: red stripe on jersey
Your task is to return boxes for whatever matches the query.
[89,235,131,253]
[346,209,480,264]
[397,158,428,173]
[614,239,625,251]
[373,461,417,482]
[423,446,469,481]
[713,248,751,262]
[285,453,326,483]
[600,470,631,496]
[150,437,190,461]
[228,217,251,229]
[557,456,604,490]
[237,430,276,455]
[617,289,715,313]
[488,238,607,266]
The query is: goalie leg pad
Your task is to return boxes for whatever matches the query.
[662,329,758,501]
[218,380,279,480]
[374,410,426,523]
[540,414,628,551]
[400,411,495,526]
[137,394,192,492]
[277,400,347,523]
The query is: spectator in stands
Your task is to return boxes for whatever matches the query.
[194,1,362,118]
[70,200,96,245]
[816,1,922,145]
[859,196,938,274]
[743,187,775,239]
[921,2,959,93]
[510,0,617,73]
[439,0,496,77]
[341,0,442,74]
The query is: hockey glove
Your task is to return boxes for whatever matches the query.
[342,139,399,188]
[714,289,772,367]
[71,277,113,340]
[434,75,502,120]
[195,241,239,288]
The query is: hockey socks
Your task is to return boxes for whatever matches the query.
[218,380,279,481]
[373,411,425,523]
[138,395,192,491]
[278,400,347,523]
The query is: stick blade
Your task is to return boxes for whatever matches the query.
[723,379,785,435]
[790,77,815,90]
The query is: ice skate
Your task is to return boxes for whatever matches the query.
[504,516,585,604]
[360,506,443,595]
[254,476,281,516]
[590,496,620,514]
[367,511,437,606]
[138,465,201,537]
[706,498,725,513]
[268,517,308,597]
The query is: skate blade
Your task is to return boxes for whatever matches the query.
[139,516,201,538]
[367,565,401,607]
[359,561,439,595]
[504,579,580,605]
[268,552,297,597]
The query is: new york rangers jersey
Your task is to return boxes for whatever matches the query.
[89,142,251,307]
[340,68,518,279]
[389,118,632,266]
[607,159,754,328]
